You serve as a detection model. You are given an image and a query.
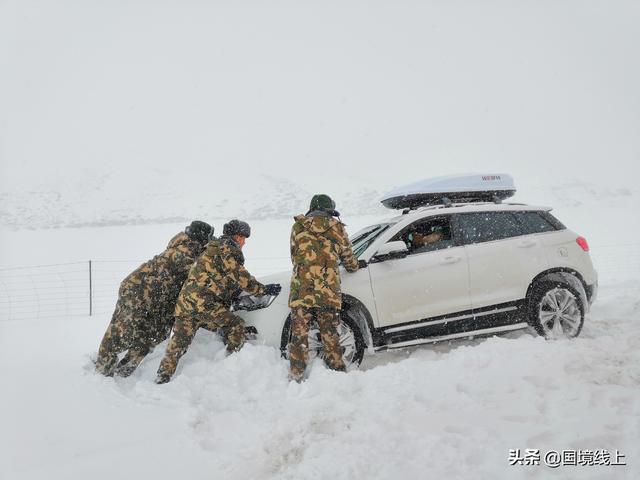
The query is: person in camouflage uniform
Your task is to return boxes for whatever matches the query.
[288,194,359,382]
[95,221,213,377]
[155,220,281,384]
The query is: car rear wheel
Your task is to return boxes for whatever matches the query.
[281,313,365,371]
[528,282,585,339]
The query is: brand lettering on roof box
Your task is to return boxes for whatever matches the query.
[482,175,502,181]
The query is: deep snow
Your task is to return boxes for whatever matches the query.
[1,193,639,479]
[1,278,638,480]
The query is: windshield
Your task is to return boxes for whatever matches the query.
[351,223,391,258]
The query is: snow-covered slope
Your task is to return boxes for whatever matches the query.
[0,171,388,228]
[2,1,639,229]
[1,191,639,479]
[1,170,638,230]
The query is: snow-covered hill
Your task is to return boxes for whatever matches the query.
[2,1,639,230]
[0,171,388,229]
[1,170,638,230]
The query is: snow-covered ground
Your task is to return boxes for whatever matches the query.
[2,0,639,478]
[2,292,638,480]
[1,188,639,479]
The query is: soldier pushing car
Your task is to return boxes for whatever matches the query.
[95,220,213,377]
[155,219,281,384]
[96,200,358,384]
[287,194,359,382]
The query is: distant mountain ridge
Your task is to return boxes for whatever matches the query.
[0,173,389,229]
[1,173,636,230]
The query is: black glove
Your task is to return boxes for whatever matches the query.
[263,283,282,296]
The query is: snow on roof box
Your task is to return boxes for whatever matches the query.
[380,173,516,209]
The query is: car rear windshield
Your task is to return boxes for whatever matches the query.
[351,223,391,258]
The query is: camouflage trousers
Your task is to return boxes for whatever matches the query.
[95,297,173,377]
[156,310,245,380]
[288,307,345,382]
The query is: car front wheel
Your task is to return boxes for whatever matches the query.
[281,313,365,371]
[528,282,585,339]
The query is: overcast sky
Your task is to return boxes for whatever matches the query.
[1,0,639,193]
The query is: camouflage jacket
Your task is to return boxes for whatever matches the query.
[175,236,265,317]
[288,214,359,310]
[121,232,204,310]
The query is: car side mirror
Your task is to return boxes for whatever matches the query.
[370,240,409,263]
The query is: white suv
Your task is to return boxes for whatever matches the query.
[237,181,598,370]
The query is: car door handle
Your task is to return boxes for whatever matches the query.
[518,239,537,248]
[439,255,461,265]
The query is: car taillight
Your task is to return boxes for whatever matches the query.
[576,236,589,252]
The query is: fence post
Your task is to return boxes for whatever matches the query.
[89,260,93,316]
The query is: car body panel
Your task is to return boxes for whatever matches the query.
[238,270,292,349]
[238,202,598,354]
[464,234,549,310]
[539,229,598,287]
[368,244,471,327]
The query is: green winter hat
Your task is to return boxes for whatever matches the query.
[223,219,251,238]
[309,194,336,211]
[185,220,213,244]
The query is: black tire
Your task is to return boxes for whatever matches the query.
[280,311,366,370]
[527,281,585,339]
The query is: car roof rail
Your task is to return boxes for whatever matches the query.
[402,201,490,215]
[401,200,537,215]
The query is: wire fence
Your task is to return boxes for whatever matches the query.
[0,255,291,322]
[0,260,133,322]
[0,245,636,322]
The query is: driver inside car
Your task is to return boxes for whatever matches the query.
[407,225,445,250]
[411,229,443,248]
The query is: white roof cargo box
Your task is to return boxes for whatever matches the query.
[380,173,516,209]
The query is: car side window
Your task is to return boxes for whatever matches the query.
[457,212,525,245]
[391,216,455,254]
[513,211,557,234]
